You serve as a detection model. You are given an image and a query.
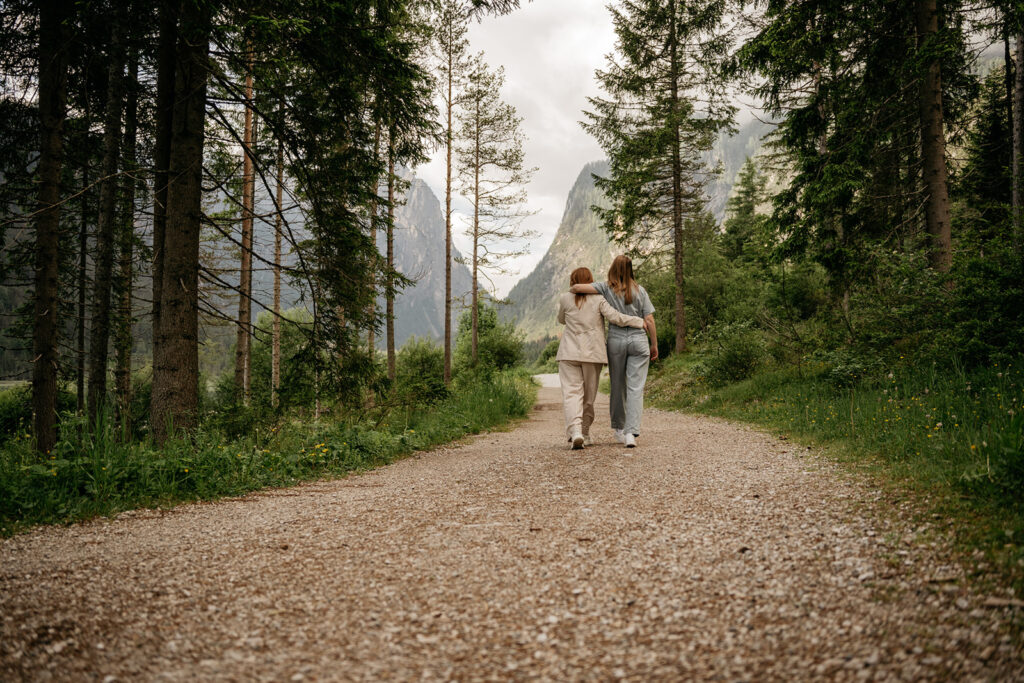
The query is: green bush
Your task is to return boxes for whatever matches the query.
[0,386,32,442]
[695,323,767,385]
[453,302,523,378]
[0,385,75,444]
[395,336,448,403]
[538,338,560,364]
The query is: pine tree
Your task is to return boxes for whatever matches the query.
[87,8,126,424]
[721,157,767,264]
[584,0,735,354]
[114,45,141,431]
[916,0,952,272]
[431,0,470,385]
[455,55,535,364]
[31,0,72,453]
[272,106,284,410]
[233,44,255,405]
[151,3,211,444]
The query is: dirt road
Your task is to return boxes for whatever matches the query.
[2,379,1020,680]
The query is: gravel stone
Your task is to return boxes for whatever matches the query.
[2,383,1022,680]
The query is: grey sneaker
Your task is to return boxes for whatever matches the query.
[624,433,636,448]
[571,429,584,450]
[614,429,626,444]
[584,433,594,446]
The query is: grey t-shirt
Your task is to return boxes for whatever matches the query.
[594,281,654,332]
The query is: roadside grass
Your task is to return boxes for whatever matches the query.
[0,371,536,536]
[647,354,1024,589]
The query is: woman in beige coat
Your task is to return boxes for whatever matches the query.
[557,267,645,449]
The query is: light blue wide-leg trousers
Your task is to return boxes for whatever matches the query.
[607,331,650,436]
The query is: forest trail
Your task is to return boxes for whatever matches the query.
[2,379,1021,681]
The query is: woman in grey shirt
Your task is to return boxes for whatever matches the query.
[570,255,658,448]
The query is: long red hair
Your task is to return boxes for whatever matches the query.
[607,255,637,305]
[570,267,594,308]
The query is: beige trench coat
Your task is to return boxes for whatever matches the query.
[556,293,645,364]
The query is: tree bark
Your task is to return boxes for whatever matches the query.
[444,49,454,385]
[368,120,381,360]
[234,47,254,404]
[77,93,90,415]
[669,0,686,354]
[386,132,396,381]
[151,4,210,443]
[1014,30,1024,248]
[115,48,139,432]
[471,98,480,365]
[272,118,283,409]
[87,19,125,424]
[152,0,179,344]
[32,0,70,454]
[916,0,953,272]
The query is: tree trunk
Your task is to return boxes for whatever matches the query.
[916,0,953,272]
[87,20,125,424]
[386,132,396,380]
[151,5,210,443]
[669,2,685,354]
[1014,30,1024,248]
[32,0,70,454]
[1004,26,1013,138]
[471,99,480,365]
[234,48,254,404]
[272,119,283,409]
[114,48,139,432]
[368,120,381,360]
[152,0,179,345]
[77,95,90,415]
[444,53,454,385]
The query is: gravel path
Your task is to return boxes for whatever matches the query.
[2,378,1022,681]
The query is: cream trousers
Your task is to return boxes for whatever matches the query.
[558,360,603,440]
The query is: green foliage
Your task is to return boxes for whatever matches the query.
[538,338,559,364]
[693,323,767,386]
[583,0,734,252]
[395,336,448,404]
[0,371,534,535]
[0,386,75,445]
[453,302,523,379]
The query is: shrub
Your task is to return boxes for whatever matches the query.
[696,323,767,385]
[0,385,75,444]
[395,337,448,403]
[453,302,523,378]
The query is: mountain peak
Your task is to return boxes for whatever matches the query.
[503,160,618,341]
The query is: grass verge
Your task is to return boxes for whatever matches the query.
[0,371,536,536]
[647,354,1024,590]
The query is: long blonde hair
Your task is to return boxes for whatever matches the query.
[570,267,594,308]
[607,255,637,305]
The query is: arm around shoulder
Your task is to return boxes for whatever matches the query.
[599,299,644,328]
[569,283,600,294]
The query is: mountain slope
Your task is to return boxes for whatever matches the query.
[382,175,474,348]
[503,161,618,341]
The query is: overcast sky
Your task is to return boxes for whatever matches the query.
[415,1,618,297]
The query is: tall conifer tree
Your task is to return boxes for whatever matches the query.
[431,0,469,385]
[584,0,735,354]
[455,55,535,364]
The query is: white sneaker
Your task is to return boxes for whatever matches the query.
[624,433,636,448]
[584,434,594,446]
[570,429,584,450]
[614,429,626,444]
